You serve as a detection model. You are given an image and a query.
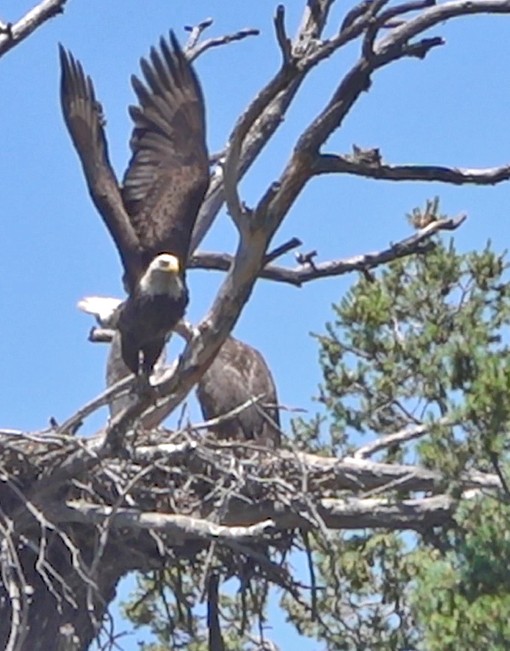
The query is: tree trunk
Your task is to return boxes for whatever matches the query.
[0,527,126,651]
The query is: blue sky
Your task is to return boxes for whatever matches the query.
[2,1,510,648]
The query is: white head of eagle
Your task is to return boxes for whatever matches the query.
[139,253,183,297]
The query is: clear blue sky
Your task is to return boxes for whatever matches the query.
[1,1,510,648]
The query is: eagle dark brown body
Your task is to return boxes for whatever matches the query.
[60,33,209,375]
[116,279,189,375]
[197,337,281,448]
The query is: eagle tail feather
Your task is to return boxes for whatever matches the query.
[77,296,122,327]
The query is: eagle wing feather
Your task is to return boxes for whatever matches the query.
[59,46,143,290]
[122,33,209,268]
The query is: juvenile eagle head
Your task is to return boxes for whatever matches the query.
[139,253,183,297]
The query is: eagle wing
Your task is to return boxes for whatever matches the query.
[59,46,143,290]
[122,33,209,269]
[197,337,281,448]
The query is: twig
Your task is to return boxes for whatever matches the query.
[354,418,454,459]
[184,17,214,49]
[0,512,30,651]
[296,250,318,268]
[404,35,445,59]
[57,375,134,435]
[188,28,260,62]
[87,328,115,343]
[274,5,292,65]
[263,237,302,265]
[181,395,265,432]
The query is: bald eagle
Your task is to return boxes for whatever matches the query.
[197,337,281,448]
[60,33,209,375]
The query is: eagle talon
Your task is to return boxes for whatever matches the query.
[133,372,153,397]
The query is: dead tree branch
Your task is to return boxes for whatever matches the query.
[189,215,466,286]
[190,1,336,251]
[183,17,259,61]
[314,154,510,185]
[353,418,456,459]
[0,0,68,58]
[51,495,453,533]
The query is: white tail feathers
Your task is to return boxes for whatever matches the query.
[77,296,122,327]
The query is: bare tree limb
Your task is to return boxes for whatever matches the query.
[187,26,260,62]
[51,502,277,541]
[377,0,510,56]
[45,495,455,533]
[274,5,292,65]
[189,215,466,286]
[353,418,455,459]
[57,374,135,436]
[260,1,510,238]
[314,154,510,185]
[0,0,68,58]
[377,0,437,27]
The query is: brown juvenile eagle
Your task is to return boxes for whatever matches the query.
[60,33,209,375]
[197,336,281,448]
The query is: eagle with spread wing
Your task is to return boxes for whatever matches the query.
[60,33,209,376]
